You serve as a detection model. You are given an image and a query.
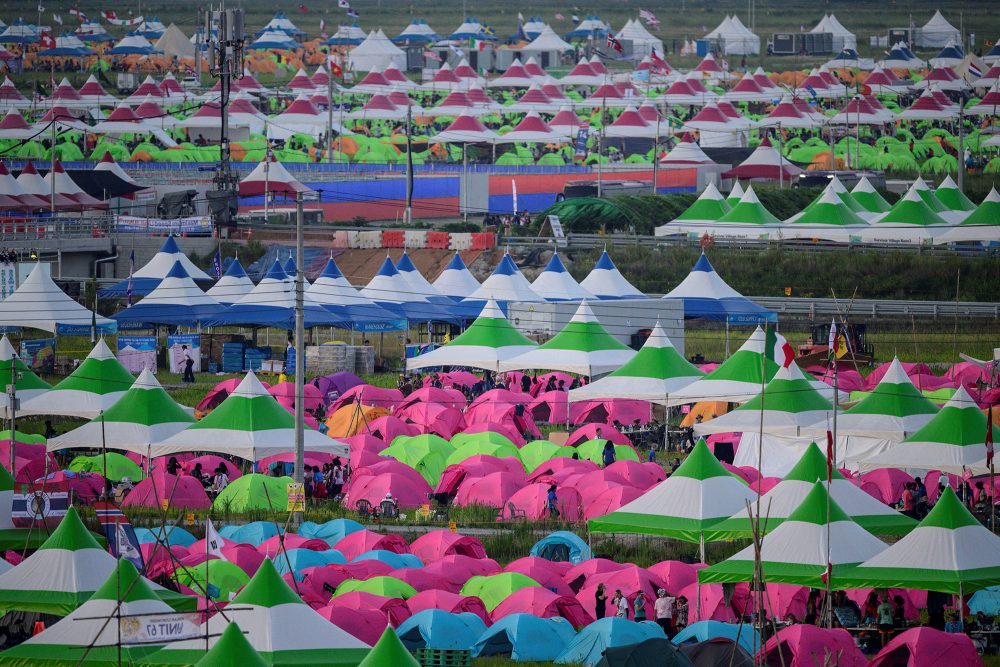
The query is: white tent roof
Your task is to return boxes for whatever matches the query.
[0,264,115,333]
[135,236,212,281]
[523,25,572,53]
[919,10,961,49]
[349,29,406,73]
[464,252,543,303]
[432,253,481,298]
[206,259,255,305]
[578,251,646,299]
[530,252,594,301]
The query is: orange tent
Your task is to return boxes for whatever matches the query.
[325,404,390,437]
[680,401,729,427]
[808,152,846,171]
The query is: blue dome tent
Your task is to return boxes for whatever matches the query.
[529,531,593,564]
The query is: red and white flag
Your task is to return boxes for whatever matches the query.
[39,31,56,49]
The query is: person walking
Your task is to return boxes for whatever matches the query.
[654,589,675,636]
[181,345,195,383]
[633,591,647,622]
[602,441,616,468]
[594,583,607,619]
[547,484,560,519]
[877,593,895,648]
[675,596,689,632]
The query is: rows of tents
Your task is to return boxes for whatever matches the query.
[657,172,1000,244]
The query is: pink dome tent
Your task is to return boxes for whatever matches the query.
[491,587,594,628]
[422,555,501,591]
[505,484,581,521]
[646,561,699,594]
[869,626,979,667]
[454,471,528,508]
[576,565,667,619]
[436,455,525,496]
[761,625,866,667]
[565,424,631,447]
[409,529,487,562]
[333,529,409,560]
[330,385,403,412]
[346,472,431,510]
[406,589,491,624]
[318,605,387,645]
[676,581,749,622]
[365,416,417,444]
[121,469,211,509]
[503,557,574,597]
[268,382,324,413]
[583,485,644,520]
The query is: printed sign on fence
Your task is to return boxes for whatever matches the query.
[115,216,212,235]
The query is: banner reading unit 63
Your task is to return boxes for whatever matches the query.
[120,613,202,645]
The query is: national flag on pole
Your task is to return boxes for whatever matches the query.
[346,8,359,19]
[205,518,228,560]
[571,15,581,24]
[607,34,623,54]
[37,2,45,13]
[319,18,325,34]
[555,13,565,20]
[969,62,983,78]
[52,14,63,25]
[650,48,669,72]
[639,9,659,27]
[212,249,222,280]
[424,50,441,62]
[987,405,994,468]
[330,60,343,77]
[298,4,309,13]
[827,318,837,363]
[820,561,832,586]
[764,329,795,369]
[94,501,145,573]
[337,0,350,7]
[39,31,56,49]
[69,6,86,20]
[126,250,135,305]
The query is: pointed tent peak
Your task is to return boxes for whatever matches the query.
[728,180,744,199]
[943,384,979,409]
[542,253,569,274]
[91,558,162,603]
[262,260,288,282]
[38,506,103,552]
[478,298,506,320]
[224,258,248,278]
[51,159,66,173]
[494,253,520,276]
[880,357,912,385]
[568,300,598,324]
[375,255,398,277]
[699,183,725,201]
[853,175,878,193]
[785,481,852,525]
[641,321,677,350]
[739,184,763,205]
[396,251,417,272]
[88,338,118,361]
[232,371,273,400]
[691,252,715,273]
[772,359,810,382]
[159,235,181,254]
[912,176,930,191]
[133,367,164,390]
[444,252,467,271]
[359,626,420,667]
[99,151,115,164]
[593,250,616,271]
[672,438,737,480]
[319,257,344,279]
[165,260,191,280]
[195,623,267,667]
[785,442,846,482]
[230,557,304,607]
[938,174,959,190]
[0,335,16,360]
[984,188,1000,203]
[816,188,846,206]
[283,257,297,276]
[900,186,925,203]
[920,486,982,530]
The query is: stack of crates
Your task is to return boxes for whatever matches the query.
[414,649,471,667]
[221,342,246,373]
[244,347,270,372]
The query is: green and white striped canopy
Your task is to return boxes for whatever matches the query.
[694,361,832,438]
[851,176,892,213]
[0,559,174,665]
[934,175,976,212]
[144,558,371,665]
[194,623,268,667]
[860,385,989,474]
[567,321,703,405]
[0,335,51,419]
[48,368,194,455]
[405,298,536,372]
[707,442,916,539]
[150,371,348,461]
[0,507,192,614]
[699,482,888,588]
[715,185,782,225]
[789,188,869,227]
[806,357,938,442]
[589,439,756,544]
[873,185,948,226]
[20,339,135,419]
[674,183,732,222]
[498,300,635,376]
[837,487,1000,594]
[666,327,778,406]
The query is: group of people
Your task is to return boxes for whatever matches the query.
[267,457,347,505]
[164,457,231,496]
[594,585,689,636]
